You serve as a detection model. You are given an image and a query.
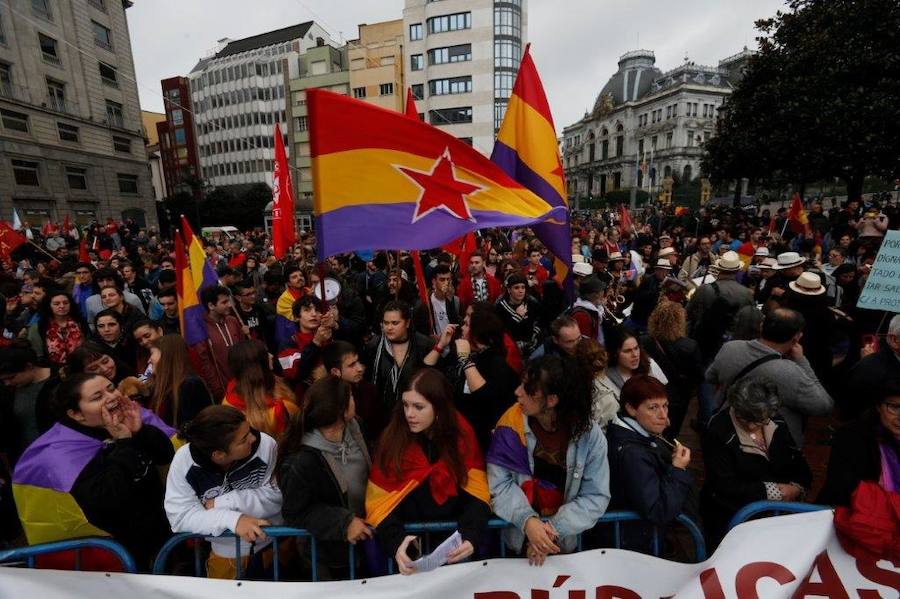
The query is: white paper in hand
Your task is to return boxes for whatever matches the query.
[410,531,463,573]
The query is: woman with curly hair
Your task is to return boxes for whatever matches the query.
[487,355,610,565]
[574,338,618,430]
[641,301,703,440]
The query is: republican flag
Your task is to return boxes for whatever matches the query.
[619,205,634,236]
[0,222,27,261]
[271,123,296,259]
[308,88,565,258]
[180,215,218,292]
[674,206,688,217]
[788,192,810,236]
[78,239,90,263]
[175,229,207,346]
[490,45,572,293]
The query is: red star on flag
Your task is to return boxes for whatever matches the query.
[398,148,483,223]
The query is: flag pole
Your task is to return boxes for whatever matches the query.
[27,239,60,262]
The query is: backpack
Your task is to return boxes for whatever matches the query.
[694,283,740,360]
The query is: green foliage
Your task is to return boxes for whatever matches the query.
[703,0,900,200]
[199,183,272,230]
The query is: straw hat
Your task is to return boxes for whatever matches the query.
[774,252,806,270]
[715,250,743,272]
[654,258,673,270]
[658,247,677,258]
[788,272,826,296]
[754,247,770,257]
[758,257,778,270]
[573,262,594,277]
[608,251,625,262]
[572,253,586,264]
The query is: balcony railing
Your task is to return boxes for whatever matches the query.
[0,84,31,103]
[46,95,79,116]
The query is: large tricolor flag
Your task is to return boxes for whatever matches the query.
[175,230,207,346]
[490,45,572,293]
[180,215,219,292]
[308,89,566,258]
[787,192,810,236]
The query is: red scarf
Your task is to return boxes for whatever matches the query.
[223,379,290,435]
[45,319,83,365]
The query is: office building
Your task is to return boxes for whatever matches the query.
[0,0,157,227]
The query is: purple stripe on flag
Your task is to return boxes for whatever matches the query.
[183,304,208,347]
[13,423,103,492]
[486,426,532,476]
[490,142,567,209]
[316,203,566,259]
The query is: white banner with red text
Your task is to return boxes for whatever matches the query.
[0,511,897,599]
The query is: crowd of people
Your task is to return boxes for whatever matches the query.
[0,196,898,577]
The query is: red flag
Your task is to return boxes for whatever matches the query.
[767,215,777,236]
[271,123,295,259]
[78,239,89,263]
[62,214,70,233]
[788,192,810,236]
[0,222,27,260]
[441,232,477,269]
[404,88,420,120]
[619,205,633,235]
[411,251,433,334]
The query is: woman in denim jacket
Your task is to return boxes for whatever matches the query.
[487,355,610,565]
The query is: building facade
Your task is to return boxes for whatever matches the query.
[155,76,200,199]
[286,41,349,212]
[141,110,165,202]
[561,48,752,202]
[0,0,157,228]
[402,0,527,153]
[187,22,334,189]
[348,20,405,113]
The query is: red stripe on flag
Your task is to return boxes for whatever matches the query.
[509,45,556,128]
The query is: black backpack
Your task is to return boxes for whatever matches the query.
[694,283,740,360]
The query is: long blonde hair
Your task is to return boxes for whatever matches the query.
[227,340,295,436]
[150,334,197,427]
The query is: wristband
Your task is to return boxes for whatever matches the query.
[463,361,477,371]
[456,352,470,361]
[432,343,444,354]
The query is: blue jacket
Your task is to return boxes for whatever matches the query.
[487,415,610,552]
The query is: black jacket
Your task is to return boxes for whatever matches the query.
[68,419,174,570]
[412,294,461,337]
[605,419,692,552]
[817,411,896,507]
[453,349,519,453]
[375,436,491,558]
[640,335,703,439]
[842,347,900,420]
[364,332,434,410]
[700,409,812,547]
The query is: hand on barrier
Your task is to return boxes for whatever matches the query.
[526,543,547,567]
[346,517,373,544]
[395,535,419,575]
[446,540,474,564]
[235,515,270,543]
[524,517,559,557]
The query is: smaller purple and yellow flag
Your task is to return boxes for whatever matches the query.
[491,45,572,295]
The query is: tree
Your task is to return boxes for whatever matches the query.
[703,0,900,203]
[199,183,271,230]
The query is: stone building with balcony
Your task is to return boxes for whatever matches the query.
[0,0,157,228]
[561,48,752,204]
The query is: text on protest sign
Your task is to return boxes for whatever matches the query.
[858,230,900,313]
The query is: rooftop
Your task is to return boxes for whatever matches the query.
[214,21,314,58]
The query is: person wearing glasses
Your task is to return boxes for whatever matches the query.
[700,378,811,549]
[818,387,900,507]
[233,280,269,346]
[71,262,95,317]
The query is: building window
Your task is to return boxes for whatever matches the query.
[379,83,394,96]
[294,116,307,131]
[66,166,87,190]
[38,33,60,65]
[105,100,124,127]
[113,135,131,152]
[666,132,673,148]
[87,0,106,11]
[1,108,29,132]
[429,76,471,96]
[46,78,67,112]
[0,15,5,44]
[428,12,471,34]
[12,159,40,186]
[601,139,608,160]
[494,39,521,69]
[457,137,473,146]
[428,44,472,65]
[429,106,472,125]
[171,109,183,125]
[98,62,118,87]
[495,71,514,99]
[32,0,52,20]
[92,21,113,51]
[411,84,424,100]
[174,128,186,145]
[117,174,138,194]
[686,130,695,147]
[409,23,423,41]
[615,135,624,156]
[494,5,521,37]
[352,87,366,99]
[666,106,672,119]
[57,122,79,142]
[410,54,423,71]
[638,139,644,156]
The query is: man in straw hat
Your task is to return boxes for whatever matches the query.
[759,251,807,305]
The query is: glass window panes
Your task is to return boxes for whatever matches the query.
[410,54,423,71]
[409,23,423,41]
[32,0,52,20]
[105,100,124,127]
[174,128,186,144]
[494,39,521,69]
[429,107,472,125]
[113,135,130,152]
[117,174,138,194]
[494,6,521,37]
[352,87,366,99]
[92,20,112,50]
[39,33,60,64]
[66,166,87,190]
[99,62,118,86]
[429,76,472,96]
[1,108,29,132]
[429,44,471,65]
[58,122,79,142]
[428,12,471,34]
[172,109,183,125]
[12,159,39,186]
[379,83,394,96]
[411,84,424,100]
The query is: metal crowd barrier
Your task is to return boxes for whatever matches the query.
[152,511,706,580]
[0,537,137,573]
[727,501,831,531]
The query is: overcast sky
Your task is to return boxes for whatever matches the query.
[129,0,788,132]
